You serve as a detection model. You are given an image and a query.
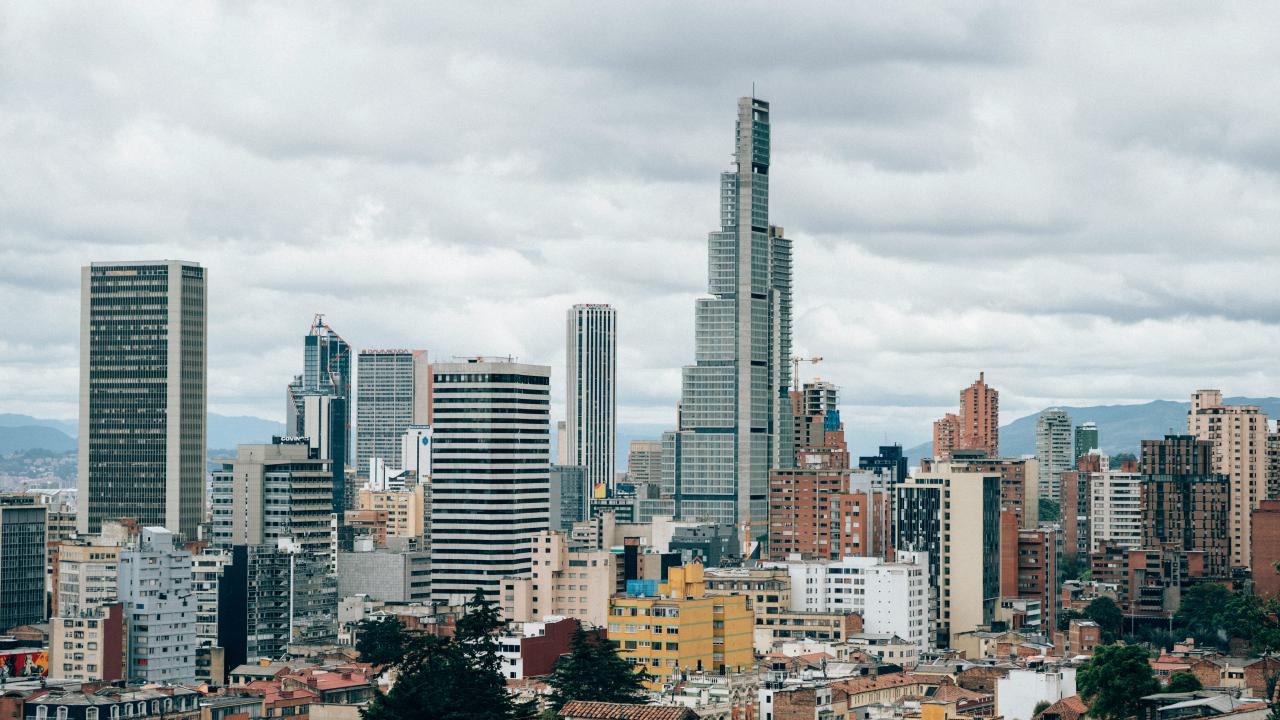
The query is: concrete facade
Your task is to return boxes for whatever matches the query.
[1188,389,1269,569]
[210,438,335,564]
[766,554,929,651]
[996,666,1077,720]
[337,544,430,603]
[896,469,1001,647]
[429,359,551,604]
[501,530,615,627]
[566,304,617,499]
[117,527,196,684]
[1035,409,1073,502]
[354,349,428,478]
[1089,470,1143,551]
[50,602,124,681]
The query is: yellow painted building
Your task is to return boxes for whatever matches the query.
[607,563,754,687]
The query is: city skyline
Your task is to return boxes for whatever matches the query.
[4,5,1280,454]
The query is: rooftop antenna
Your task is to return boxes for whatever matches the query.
[752,81,755,98]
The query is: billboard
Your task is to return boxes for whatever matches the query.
[0,649,49,678]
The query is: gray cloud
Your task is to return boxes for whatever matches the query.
[2,3,1280,452]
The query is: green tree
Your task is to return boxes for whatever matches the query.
[1174,584,1280,654]
[1058,608,1085,633]
[1077,644,1160,720]
[1085,596,1124,641]
[356,616,411,668]
[546,625,649,712]
[1175,583,1232,647]
[1033,701,1052,718]
[360,589,524,720]
[1109,453,1136,470]
[1039,499,1061,522]
[1060,554,1084,583]
[451,590,523,720]
[1165,672,1202,693]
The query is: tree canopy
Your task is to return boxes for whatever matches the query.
[1078,644,1160,720]
[1175,583,1280,654]
[359,590,531,720]
[1085,596,1124,641]
[1165,672,1202,693]
[546,625,649,713]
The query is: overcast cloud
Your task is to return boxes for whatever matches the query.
[3,2,1279,452]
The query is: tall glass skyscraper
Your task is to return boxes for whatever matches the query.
[286,316,351,512]
[77,260,207,539]
[1035,408,1073,502]
[665,97,793,537]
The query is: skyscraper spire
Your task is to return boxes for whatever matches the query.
[664,97,793,541]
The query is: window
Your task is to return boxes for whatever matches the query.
[87,709,100,720]
[35,707,48,720]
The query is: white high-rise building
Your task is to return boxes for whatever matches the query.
[429,358,551,603]
[355,349,429,477]
[1089,469,1143,551]
[78,261,207,538]
[566,304,617,499]
[400,425,433,482]
[666,96,794,534]
[766,553,930,651]
[118,527,196,684]
[1035,409,1073,502]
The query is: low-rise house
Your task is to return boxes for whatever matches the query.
[279,668,373,705]
[24,686,201,720]
[1035,696,1086,720]
[996,665,1077,720]
[558,701,696,720]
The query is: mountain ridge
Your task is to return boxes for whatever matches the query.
[902,396,1280,465]
[0,412,287,454]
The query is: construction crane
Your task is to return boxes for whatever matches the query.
[791,355,823,392]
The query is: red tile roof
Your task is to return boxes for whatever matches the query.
[834,672,935,695]
[1036,695,1087,720]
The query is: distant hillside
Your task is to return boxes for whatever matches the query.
[0,425,76,454]
[0,411,285,455]
[207,414,286,449]
[905,396,1280,466]
[0,413,77,436]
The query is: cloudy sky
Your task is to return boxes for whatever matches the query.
[3,3,1280,454]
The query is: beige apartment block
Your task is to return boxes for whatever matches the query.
[50,603,124,681]
[357,484,426,539]
[1189,389,1268,568]
[501,530,616,627]
[54,542,121,618]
